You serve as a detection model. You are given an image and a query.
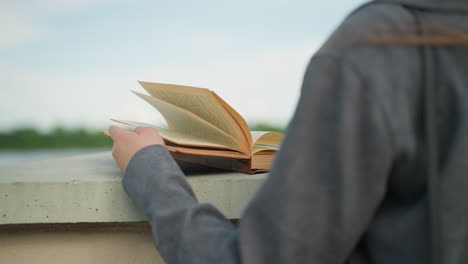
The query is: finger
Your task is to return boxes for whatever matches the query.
[133,126,156,135]
[102,131,111,137]
[108,125,130,140]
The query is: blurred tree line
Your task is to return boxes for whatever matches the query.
[0,127,113,149]
[249,123,284,132]
[0,123,284,150]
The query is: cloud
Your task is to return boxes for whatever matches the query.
[0,0,364,130]
[0,41,319,131]
[0,7,42,47]
[0,0,98,48]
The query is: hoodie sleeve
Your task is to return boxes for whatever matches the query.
[123,144,241,264]
[122,54,395,264]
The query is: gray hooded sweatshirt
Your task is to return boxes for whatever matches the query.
[122,0,468,263]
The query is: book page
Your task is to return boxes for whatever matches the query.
[132,91,250,154]
[171,152,252,174]
[166,145,250,159]
[111,119,237,150]
[210,92,252,150]
[251,131,283,154]
[252,153,275,171]
[138,81,246,142]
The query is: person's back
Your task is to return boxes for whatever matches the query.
[312,1,468,262]
[108,1,468,263]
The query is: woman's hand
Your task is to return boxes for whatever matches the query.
[107,125,165,172]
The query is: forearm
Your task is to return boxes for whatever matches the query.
[123,145,240,264]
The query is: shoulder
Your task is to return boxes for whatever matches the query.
[316,1,417,60]
[307,1,422,97]
[302,2,423,143]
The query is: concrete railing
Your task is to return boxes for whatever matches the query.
[0,152,267,263]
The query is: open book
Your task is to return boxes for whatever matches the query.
[113,81,283,174]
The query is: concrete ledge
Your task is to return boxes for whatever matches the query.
[0,222,165,264]
[0,152,267,224]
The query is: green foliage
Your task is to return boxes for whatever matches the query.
[0,123,285,150]
[0,127,113,150]
[249,122,285,133]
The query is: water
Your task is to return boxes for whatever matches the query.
[0,148,111,166]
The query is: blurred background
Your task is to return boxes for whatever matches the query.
[0,0,365,165]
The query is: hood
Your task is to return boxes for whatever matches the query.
[374,0,468,12]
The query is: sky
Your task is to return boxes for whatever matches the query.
[1,0,366,131]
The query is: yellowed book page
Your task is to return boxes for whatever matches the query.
[252,153,275,170]
[138,81,246,143]
[251,131,283,154]
[171,152,252,174]
[111,119,237,151]
[166,145,250,159]
[210,92,252,150]
[132,91,250,154]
